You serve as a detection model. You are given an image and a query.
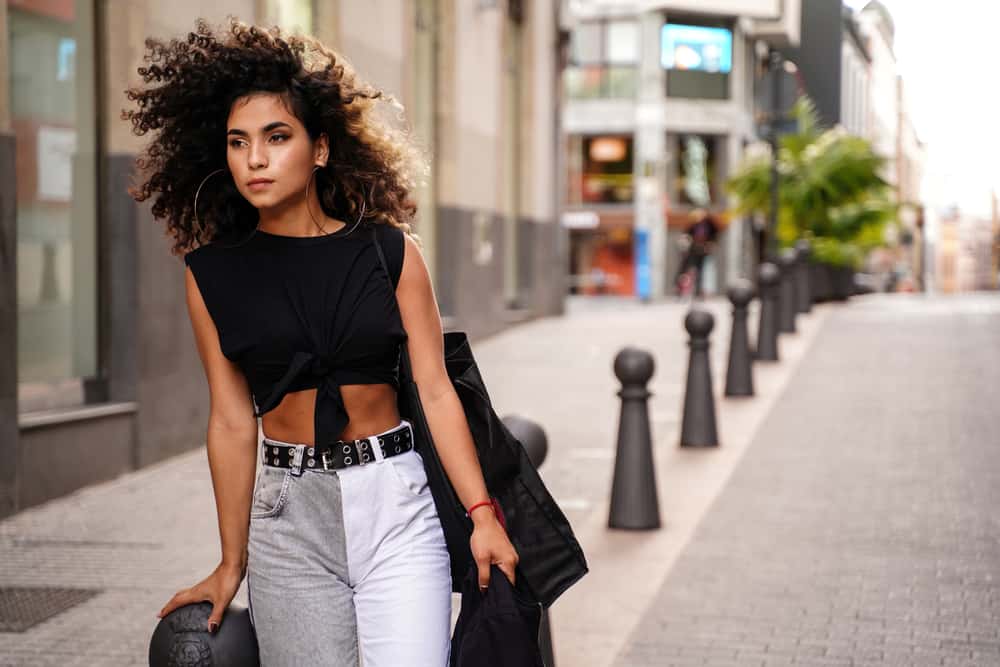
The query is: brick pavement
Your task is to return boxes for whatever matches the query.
[0,296,742,666]
[612,294,1000,667]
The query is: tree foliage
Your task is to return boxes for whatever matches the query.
[726,96,897,268]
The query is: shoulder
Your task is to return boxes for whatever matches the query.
[183,242,218,270]
[373,223,407,288]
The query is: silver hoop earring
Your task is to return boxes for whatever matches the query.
[306,166,367,238]
[305,166,326,234]
[194,168,260,249]
[193,168,226,235]
[339,187,368,238]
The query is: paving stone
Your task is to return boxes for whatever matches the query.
[613,295,1000,667]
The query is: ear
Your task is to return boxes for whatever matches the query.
[314,133,330,167]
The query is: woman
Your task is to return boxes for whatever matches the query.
[123,18,519,666]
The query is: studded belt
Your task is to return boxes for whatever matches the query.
[261,423,414,477]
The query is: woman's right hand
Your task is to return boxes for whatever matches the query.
[157,561,246,633]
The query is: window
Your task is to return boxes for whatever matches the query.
[566,135,634,205]
[662,20,732,100]
[564,19,638,99]
[10,0,100,412]
[673,134,720,208]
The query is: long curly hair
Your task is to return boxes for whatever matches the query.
[122,17,426,255]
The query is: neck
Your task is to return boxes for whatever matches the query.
[257,193,345,238]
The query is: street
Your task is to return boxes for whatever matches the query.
[1,294,999,666]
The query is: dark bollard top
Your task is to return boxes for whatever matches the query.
[779,247,798,267]
[727,279,754,306]
[684,307,715,337]
[795,238,812,259]
[758,261,780,285]
[614,346,655,385]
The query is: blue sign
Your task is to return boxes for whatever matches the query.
[634,227,651,300]
[661,24,733,74]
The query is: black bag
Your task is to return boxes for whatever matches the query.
[449,562,544,667]
[373,229,588,608]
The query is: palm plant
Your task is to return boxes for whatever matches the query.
[727,96,896,269]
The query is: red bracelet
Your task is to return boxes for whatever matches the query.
[466,499,494,518]
[466,497,507,530]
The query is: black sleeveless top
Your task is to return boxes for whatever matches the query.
[183,221,407,445]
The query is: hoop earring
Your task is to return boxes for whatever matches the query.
[307,165,368,238]
[339,187,367,238]
[194,168,260,249]
[305,166,327,234]
[193,168,226,235]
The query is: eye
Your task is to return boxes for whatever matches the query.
[269,133,289,143]
[228,138,246,148]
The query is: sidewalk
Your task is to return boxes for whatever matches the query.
[612,293,1000,667]
[0,294,826,666]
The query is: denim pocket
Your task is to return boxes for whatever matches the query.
[251,466,292,519]
[387,449,430,498]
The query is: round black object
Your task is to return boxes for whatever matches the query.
[149,602,259,667]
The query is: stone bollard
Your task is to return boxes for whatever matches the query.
[501,415,555,667]
[150,602,259,667]
[608,347,661,530]
[795,239,813,314]
[680,308,719,447]
[724,280,755,397]
[778,248,798,334]
[755,262,780,362]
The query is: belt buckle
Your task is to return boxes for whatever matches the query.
[289,444,306,477]
[321,448,335,471]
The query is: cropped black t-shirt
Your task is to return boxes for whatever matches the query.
[184,221,407,445]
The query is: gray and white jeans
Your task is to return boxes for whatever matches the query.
[246,420,452,666]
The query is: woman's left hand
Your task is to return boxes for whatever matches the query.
[469,509,519,591]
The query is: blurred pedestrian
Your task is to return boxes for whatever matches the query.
[674,209,720,298]
[123,18,517,667]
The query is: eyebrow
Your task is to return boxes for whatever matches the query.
[226,121,293,137]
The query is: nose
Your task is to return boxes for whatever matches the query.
[247,141,268,170]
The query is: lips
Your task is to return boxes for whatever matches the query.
[247,178,274,191]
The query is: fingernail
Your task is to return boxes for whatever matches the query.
[208,621,218,633]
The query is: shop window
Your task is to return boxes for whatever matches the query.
[566,135,634,206]
[9,0,100,411]
[673,134,719,208]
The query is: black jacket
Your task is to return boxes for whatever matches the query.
[450,563,544,667]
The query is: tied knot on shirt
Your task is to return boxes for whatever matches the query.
[308,355,332,377]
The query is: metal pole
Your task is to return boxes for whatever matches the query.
[767,49,783,262]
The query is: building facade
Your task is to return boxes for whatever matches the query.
[0,0,564,517]
[560,0,800,299]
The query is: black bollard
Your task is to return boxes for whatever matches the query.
[778,248,798,334]
[150,602,259,667]
[724,280,755,397]
[680,308,719,447]
[501,414,555,667]
[795,239,813,314]
[755,262,780,362]
[608,347,660,530]
[503,414,548,469]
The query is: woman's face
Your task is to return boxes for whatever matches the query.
[226,92,328,211]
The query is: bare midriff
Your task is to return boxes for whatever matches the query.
[260,384,402,445]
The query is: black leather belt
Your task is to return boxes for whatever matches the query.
[261,423,414,477]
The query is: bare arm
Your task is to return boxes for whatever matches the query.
[184,266,259,574]
[394,234,519,588]
[158,267,258,631]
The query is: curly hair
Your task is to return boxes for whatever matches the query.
[122,17,426,255]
